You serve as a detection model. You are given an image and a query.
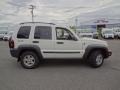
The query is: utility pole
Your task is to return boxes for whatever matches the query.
[75,17,78,33]
[29,5,36,22]
[75,18,78,28]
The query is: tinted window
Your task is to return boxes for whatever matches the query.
[34,26,52,39]
[17,26,31,39]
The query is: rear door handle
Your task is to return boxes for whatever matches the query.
[18,40,24,42]
[32,41,39,43]
[57,42,64,44]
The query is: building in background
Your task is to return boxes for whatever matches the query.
[77,18,120,32]
[0,26,8,31]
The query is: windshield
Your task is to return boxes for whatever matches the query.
[9,32,13,35]
[104,31,113,34]
[0,31,8,34]
[116,29,120,32]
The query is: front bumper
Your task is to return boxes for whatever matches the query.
[106,36,114,38]
[105,50,112,58]
[108,50,112,56]
[0,37,3,39]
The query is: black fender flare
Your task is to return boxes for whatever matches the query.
[17,44,43,59]
[83,44,109,59]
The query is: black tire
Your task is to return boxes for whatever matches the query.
[88,51,104,68]
[20,51,40,69]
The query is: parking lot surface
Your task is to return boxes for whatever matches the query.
[0,40,120,90]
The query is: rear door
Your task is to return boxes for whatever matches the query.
[32,25,54,58]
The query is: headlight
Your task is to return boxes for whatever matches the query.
[104,41,109,47]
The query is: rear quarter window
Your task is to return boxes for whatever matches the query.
[17,26,31,39]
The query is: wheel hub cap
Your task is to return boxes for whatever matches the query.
[23,55,35,67]
[96,54,103,65]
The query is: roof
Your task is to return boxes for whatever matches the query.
[20,22,55,25]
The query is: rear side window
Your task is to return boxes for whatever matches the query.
[34,26,52,39]
[17,26,31,39]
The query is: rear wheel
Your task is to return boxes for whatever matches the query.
[88,51,104,68]
[20,51,40,69]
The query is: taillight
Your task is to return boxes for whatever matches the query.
[9,37,14,48]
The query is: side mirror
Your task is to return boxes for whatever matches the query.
[72,36,78,41]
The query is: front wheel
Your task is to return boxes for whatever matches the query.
[20,51,40,69]
[88,51,104,68]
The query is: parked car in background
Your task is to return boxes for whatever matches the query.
[3,31,14,41]
[78,32,93,38]
[77,29,93,38]
[113,28,120,39]
[93,32,99,39]
[0,30,8,40]
[102,28,114,39]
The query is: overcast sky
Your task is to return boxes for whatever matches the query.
[0,0,120,25]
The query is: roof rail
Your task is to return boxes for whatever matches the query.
[20,22,55,25]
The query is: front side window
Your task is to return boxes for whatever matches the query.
[34,26,52,39]
[17,26,31,39]
[56,27,76,40]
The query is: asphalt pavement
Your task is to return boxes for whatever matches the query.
[0,40,120,90]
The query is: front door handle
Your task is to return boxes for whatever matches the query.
[57,42,64,44]
[32,41,39,43]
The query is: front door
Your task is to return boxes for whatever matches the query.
[54,27,83,58]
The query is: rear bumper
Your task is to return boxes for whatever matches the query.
[3,37,9,41]
[10,49,18,58]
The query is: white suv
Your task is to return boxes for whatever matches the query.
[9,22,112,69]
